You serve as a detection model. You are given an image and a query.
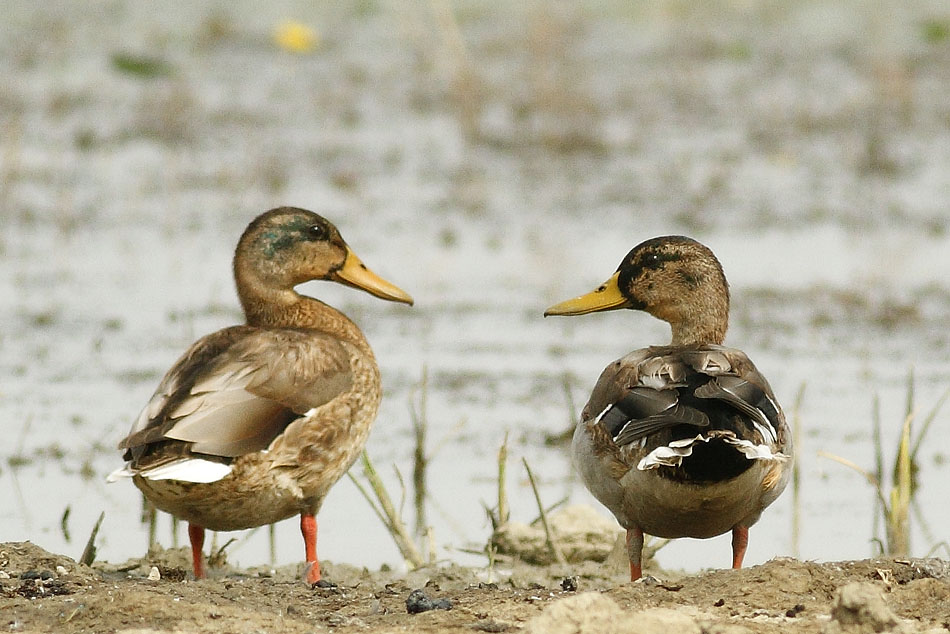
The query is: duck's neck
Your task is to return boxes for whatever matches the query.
[659,287,729,347]
[238,284,372,353]
[669,320,727,347]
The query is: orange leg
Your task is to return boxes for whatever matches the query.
[301,513,320,584]
[731,525,749,569]
[188,523,206,579]
[626,527,644,581]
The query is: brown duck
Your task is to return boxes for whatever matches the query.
[545,236,790,581]
[110,207,413,583]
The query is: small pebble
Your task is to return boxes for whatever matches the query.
[55,565,68,576]
[0,571,10,579]
[560,576,578,592]
[406,588,453,614]
[147,566,161,581]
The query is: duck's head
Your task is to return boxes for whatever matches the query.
[544,236,729,346]
[234,207,413,309]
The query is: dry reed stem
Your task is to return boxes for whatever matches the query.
[269,524,276,565]
[208,537,237,570]
[910,385,950,461]
[522,457,566,566]
[60,506,71,543]
[819,404,916,557]
[348,471,389,527]
[350,451,426,570]
[887,412,913,556]
[497,432,509,528]
[79,511,105,566]
[424,525,437,564]
[486,543,498,584]
[872,393,884,543]
[410,366,429,538]
[139,493,158,550]
[790,381,806,558]
[817,450,890,510]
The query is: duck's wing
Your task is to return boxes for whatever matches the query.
[583,348,703,448]
[116,325,353,479]
[604,390,710,446]
[693,375,782,444]
[685,346,786,446]
[583,345,786,452]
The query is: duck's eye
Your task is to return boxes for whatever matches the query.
[307,223,327,240]
[641,252,661,268]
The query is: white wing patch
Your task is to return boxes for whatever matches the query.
[106,465,135,483]
[637,433,789,471]
[106,458,233,483]
[137,458,233,483]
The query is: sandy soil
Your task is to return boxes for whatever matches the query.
[2,541,948,633]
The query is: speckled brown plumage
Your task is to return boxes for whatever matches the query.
[111,207,413,583]
[545,236,791,581]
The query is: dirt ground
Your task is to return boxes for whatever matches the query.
[2,541,948,634]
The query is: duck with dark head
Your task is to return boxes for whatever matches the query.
[545,235,791,581]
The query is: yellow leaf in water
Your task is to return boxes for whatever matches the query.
[273,21,319,53]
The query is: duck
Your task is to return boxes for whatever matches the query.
[109,207,413,583]
[544,236,790,581]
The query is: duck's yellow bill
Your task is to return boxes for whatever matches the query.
[335,250,414,305]
[544,271,628,316]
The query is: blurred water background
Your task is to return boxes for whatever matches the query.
[2,1,950,573]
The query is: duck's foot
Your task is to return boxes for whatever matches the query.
[731,525,748,569]
[302,560,328,586]
[626,527,644,581]
[300,513,320,583]
[188,523,206,580]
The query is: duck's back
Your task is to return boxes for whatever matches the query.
[573,345,790,538]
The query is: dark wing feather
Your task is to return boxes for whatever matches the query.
[596,382,710,449]
[693,375,781,442]
[582,346,786,450]
[597,387,678,436]
[613,405,710,446]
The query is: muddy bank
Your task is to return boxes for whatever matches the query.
[2,542,948,633]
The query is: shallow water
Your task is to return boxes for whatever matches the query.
[2,1,950,574]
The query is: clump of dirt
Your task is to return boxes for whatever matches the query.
[824,582,908,634]
[2,542,948,633]
[492,504,623,565]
